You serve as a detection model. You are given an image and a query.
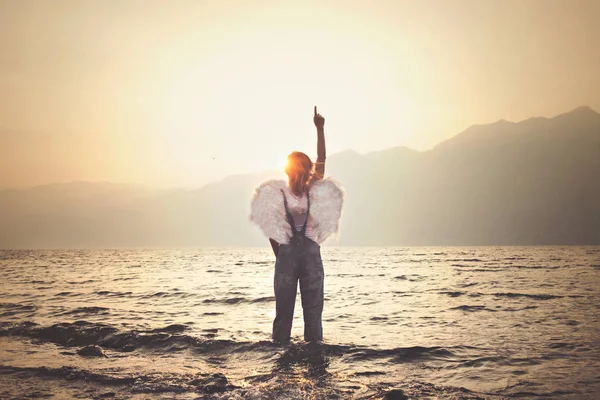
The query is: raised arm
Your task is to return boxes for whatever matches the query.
[313,106,326,178]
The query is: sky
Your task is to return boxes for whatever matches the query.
[1,0,599,189]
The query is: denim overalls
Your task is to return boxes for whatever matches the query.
[272,189,324,343]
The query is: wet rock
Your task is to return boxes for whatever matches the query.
[76,345,108,357]
[192,373,229,393]
[354,370,386,376]
[22,392,53,398]
[131,379,189,394]
[384,389,409,400]
[38,321,118,347]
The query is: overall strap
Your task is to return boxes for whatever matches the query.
[281,189,299,235]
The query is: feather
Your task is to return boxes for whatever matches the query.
[249,180,290,244]
[309,178,345,243]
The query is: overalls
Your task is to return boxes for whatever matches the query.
[273,189,324,343]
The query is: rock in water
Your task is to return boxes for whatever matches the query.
[384,389,409,400]
[192,373,229,393]
[76,345,107,357]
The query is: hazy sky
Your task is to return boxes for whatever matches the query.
[1,0,599,188]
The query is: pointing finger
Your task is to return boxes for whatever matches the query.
[314,106,317,117]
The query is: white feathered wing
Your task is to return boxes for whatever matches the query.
[249,178,344,245]
[308,178,345,244]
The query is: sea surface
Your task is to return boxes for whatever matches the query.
[1,247,599,399]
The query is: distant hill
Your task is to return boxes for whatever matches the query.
[1,106,599,248]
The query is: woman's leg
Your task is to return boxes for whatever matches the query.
[273,245,298,343]
[299,242,324,342]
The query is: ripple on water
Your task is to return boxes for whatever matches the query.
[0,247,598,399]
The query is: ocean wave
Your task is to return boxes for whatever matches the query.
[491,292,576,300]
[59,306,110,316]
[1,247,597,399]
[0,320,266,354]
[438,291,581,301]
[450,305,497,312]
[439,291,465,297]
[139,291,198,299]
[342,345,473,363]
[0,360,499,399]
[0,365,234,394]
[393,274,426,281]
[200,296,275,305]
[92,290,134,297]
[0,320,485,366]
[0,302,37,317]
[66,280,99,284]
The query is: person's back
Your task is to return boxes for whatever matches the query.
[281,187,318,243]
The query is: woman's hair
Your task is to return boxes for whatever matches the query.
[285,151,322,196]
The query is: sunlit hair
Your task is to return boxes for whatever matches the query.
[285,151,322,196]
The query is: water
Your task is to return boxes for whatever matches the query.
[1,247,599,399]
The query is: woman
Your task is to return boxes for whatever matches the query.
[250,106,344,344]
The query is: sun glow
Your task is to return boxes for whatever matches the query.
[147,12,421,180]
[282,157,291,174]
[2,0,515,188]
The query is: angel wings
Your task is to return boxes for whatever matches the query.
[250,178,344,245]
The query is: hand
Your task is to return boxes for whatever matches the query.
[313,106,325,129]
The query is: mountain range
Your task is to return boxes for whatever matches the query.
[1,106,599,248]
